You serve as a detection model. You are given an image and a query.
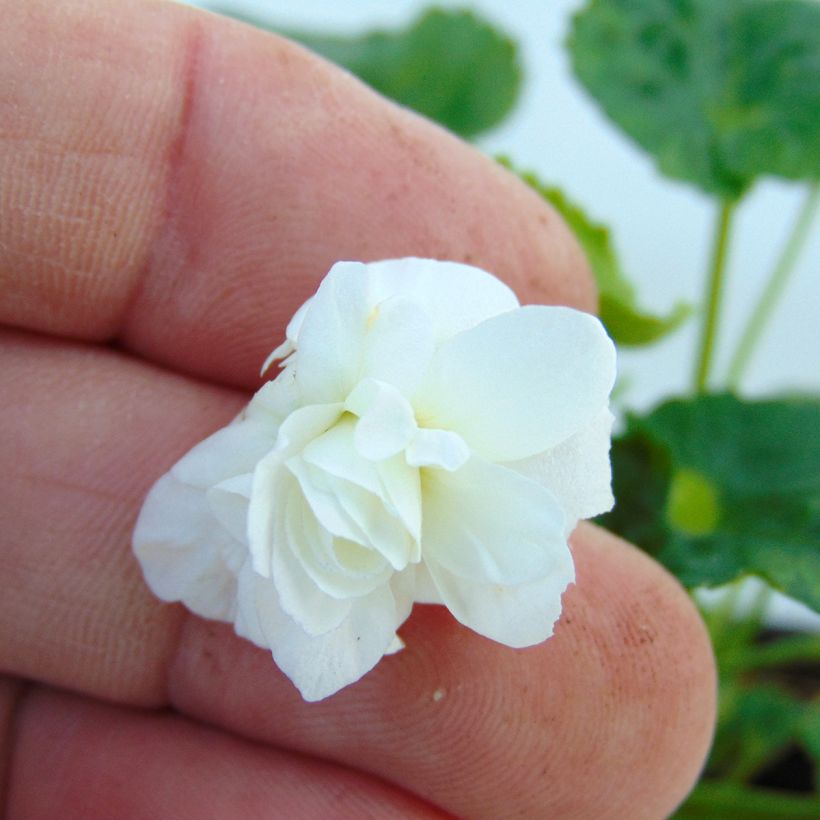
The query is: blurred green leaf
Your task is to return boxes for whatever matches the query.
[216,6,522,139]
[676,781,820,819]
[499,160,690,346]
[569,0,820,199]
[710,686,804,780]
[799,703,820,790]
[600,394,820,611]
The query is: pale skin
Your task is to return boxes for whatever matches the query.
[0,1,717,817]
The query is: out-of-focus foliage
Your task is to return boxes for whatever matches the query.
[601,394,820,613]
[569,0,820,199]
[500,159,691,347]
[212,5,522,139]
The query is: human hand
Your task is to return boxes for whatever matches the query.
[0,2,715,817]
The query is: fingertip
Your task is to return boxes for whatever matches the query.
[562,523,717,818]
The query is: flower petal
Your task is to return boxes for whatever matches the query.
[301,416,382,495]
[406,428,470,471]
[505,408,615,534]
[248,403,342,576]
[247,365,301,426]
[367,258,520,343]
[293,261,371,403]
[286,456,368,545]
[171,417,278,490]
[248,570,404,701]
[206,473,253,555]
[324,475,416,571]
[412,561,443,605]
[273,491,353,636]
[414,305,616,462]
[234,560,269,649]
[360,296,434,396]
[301,416,422,543]
[294,493,393,600]
[133,474,241,622]
[260,298,313,375]
[425,548,575,648]
[422,457,565,586]
[346,378,417,461]
[376,455,422,547]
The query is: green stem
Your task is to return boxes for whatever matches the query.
[727,184,820,389]
[694,200,736,393]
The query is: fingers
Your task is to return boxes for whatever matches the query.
[0,677,24,810]
[170,526,715,819]
[5,685,441,819]
[0,334,716,818]
[0,0,593,390]
[0,331,241,705]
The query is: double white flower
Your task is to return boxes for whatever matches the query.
[134,259,616,701]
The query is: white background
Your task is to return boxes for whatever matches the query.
[189,0,820,628]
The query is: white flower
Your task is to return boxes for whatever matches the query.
[133,258,616,701]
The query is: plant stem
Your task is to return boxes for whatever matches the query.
[727,184,820,389]
[693,199,736,393]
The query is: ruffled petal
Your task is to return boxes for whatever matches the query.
[376,455,422,547]
[302,415,422,545]
[133,474,241,622]
[346,378,417,461]
[247,366,301,426]
[171,417,278,489]
[425,546,575,647]
[249,569,404,701]
[273,492,353,636]
[286,456,368,545]
[414,306,616,462]
[289,455,415,572]
[406,428,470,471]
[367,258,519,343]
[360,297,434,396]
[234,559,269,648]
[409,561,441,605]
[207,473,253,551]
[248,403,343,576]
[325,476,415,570]
[284,480,393,600]
[293,261,372,403]
[260,298,313,375]
[505,408,615,534]
[422,457,565,586]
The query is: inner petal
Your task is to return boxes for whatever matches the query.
[285,455,368,545]
[301,415,423,558]
[291,486,393,599]
[323,472,416,571]
[334,537,387,574]
[345,378,417,461]
[422,456,566,586]
[406,428,470,471]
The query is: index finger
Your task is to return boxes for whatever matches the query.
[0,0,594,389]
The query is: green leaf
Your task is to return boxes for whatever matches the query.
[709,686,804,780]
[569,0,820,199]
[675,781,820,819]
[213,6,522,139]
[799,702,820,790]
[498,160,691,346]
[599,394,820,611]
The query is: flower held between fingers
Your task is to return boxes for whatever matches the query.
[133,258,616,701]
